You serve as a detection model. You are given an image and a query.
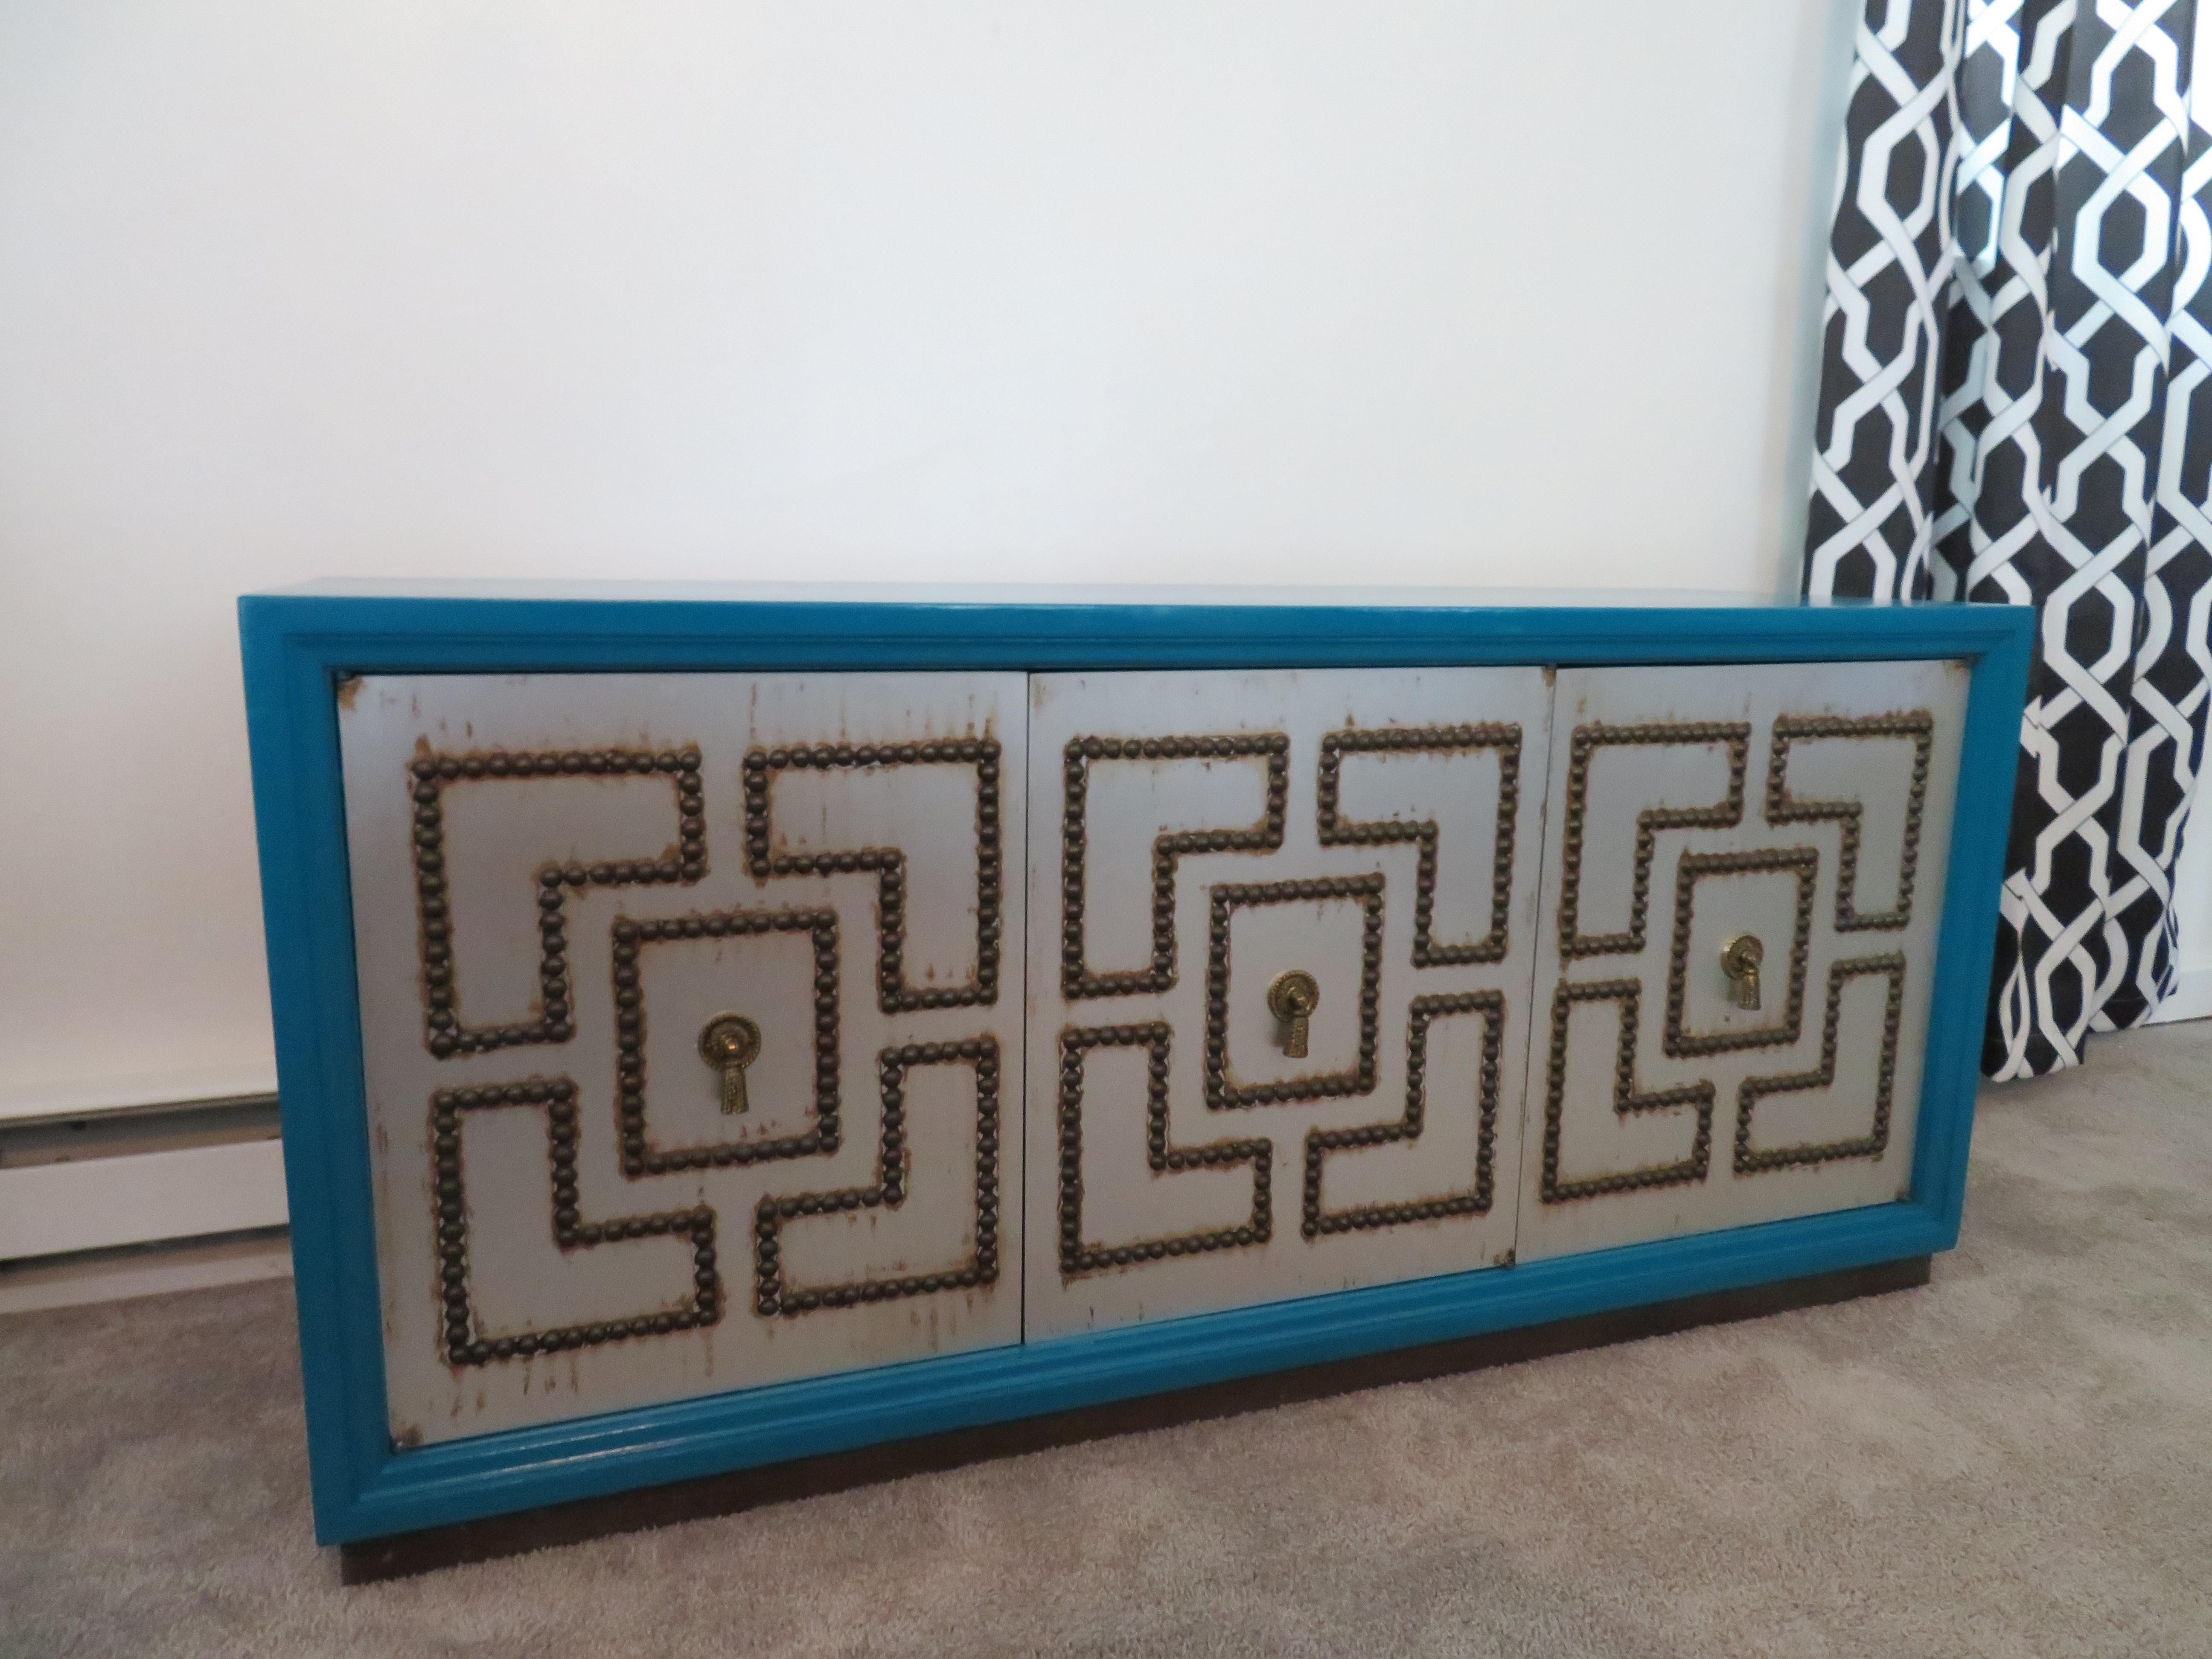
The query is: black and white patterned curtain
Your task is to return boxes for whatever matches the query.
[1804,0,2212,1077]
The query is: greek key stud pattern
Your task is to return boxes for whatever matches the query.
[1736,955,1908,1174]
[742,737,1004,1013]
[1555,722,1750,960]
[1316,724,1521,966]
[1540,980,1716,1204]
[409,745,707,1058]
[1048,715,1533,1285]
[1202,875,1385,1110]
[429,1078,722,1369]
[1542,706,1937,1206]
[1662,848,1819,1059]
[1057,1022,1273,1276]
[430,915,1012,1364]
[1303,991,1505,1238]
[752,1038,1002,1316]
[1765,713,1933,933]
[610,906,843,1179]
[1059,733,1290,1000]
[348,677,1033,1443]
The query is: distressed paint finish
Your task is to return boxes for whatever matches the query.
[339,672,1027,1444]
[1516,661,1968,1262]
[1023,667,1549,1338]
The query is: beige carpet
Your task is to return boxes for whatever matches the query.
[5,1023,2209,1659]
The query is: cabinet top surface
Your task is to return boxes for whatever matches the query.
[239,582,2032,676]
[253,578,1945,612]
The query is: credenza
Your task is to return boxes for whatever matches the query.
[239,583,2031,1574]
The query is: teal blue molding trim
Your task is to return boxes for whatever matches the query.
[239,584,2031,1544]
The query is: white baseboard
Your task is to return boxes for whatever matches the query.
[0,1138,290,1260]
[0,1065,279,1125]
[0,1229,293,1318]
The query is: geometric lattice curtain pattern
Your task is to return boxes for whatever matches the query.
[1804,0,2212,1077]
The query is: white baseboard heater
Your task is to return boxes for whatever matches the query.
[0,1094,289,1262]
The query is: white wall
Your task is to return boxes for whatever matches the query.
[0,0,1858,1113]
[2153,779,2212,1022]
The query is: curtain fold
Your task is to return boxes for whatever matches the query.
[1805,0,2212,1076]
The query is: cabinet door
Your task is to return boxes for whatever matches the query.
[1514,660,1967,1263]
[339,672,1025,1445]
[1024,668,1549,1338]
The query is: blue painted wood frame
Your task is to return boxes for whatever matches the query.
[238,583,2033,1545]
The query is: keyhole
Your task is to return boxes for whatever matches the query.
[1719,935,1764,1012]
[1267,970,1321,1060]
[698,1014,762,1115]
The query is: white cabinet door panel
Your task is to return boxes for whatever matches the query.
[339,672,1024,1445]
[1515,660,1967,1263]
[1023,668,1549,1339]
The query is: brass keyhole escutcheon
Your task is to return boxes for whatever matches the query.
[1720,934,1765,1012]
[698,1014,762,1115]
[1266,970,1321,1060]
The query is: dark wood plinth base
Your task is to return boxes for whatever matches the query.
[340,1252,1931,1584]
